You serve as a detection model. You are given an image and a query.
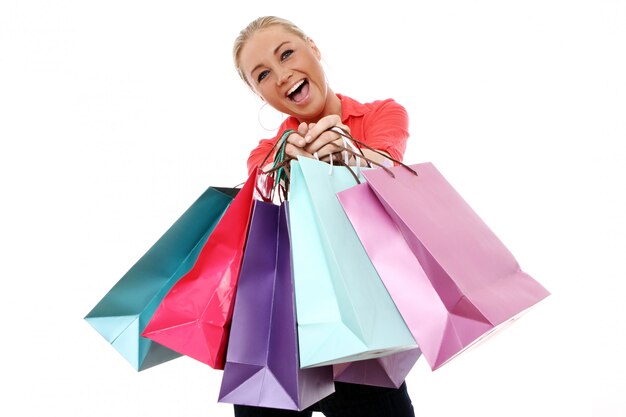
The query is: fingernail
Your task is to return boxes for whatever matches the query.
[299,140,305,146]
[304,135,311,142]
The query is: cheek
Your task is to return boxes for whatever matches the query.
[260,88,279,104]
[306,59,325,84]
[254,83,272,98]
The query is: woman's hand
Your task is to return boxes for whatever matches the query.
[304,115,395,167]
[283,122,316,160]
[261,123,312,172]
[279,115,357,164]
[302,115,351,161]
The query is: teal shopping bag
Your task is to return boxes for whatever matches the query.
[288,158,416,368]
[85,186,238,371]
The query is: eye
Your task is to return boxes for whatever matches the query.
[280,49,294,61]
[257,70,269,83]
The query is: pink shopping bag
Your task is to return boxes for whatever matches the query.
[337,162,550,370]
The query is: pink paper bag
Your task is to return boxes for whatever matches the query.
[337,163,550,370]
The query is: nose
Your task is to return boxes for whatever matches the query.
[276,68,292,86]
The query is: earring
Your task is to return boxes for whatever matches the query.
[257,101,285,132]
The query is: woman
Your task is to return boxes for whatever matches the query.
[232,16,415,417]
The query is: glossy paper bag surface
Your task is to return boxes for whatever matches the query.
[289,158,416,369]
[142,169,270,369]
[338,163,550,370]
[219,202,334,410]
[85,186,237,370]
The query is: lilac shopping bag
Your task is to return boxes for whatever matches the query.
[337,163,550,370]
[218,201,334,410]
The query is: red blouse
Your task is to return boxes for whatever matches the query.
[246,94,409,175]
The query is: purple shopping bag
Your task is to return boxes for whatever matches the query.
[337,163,550,370]
[218,201,334,410]
[333,348,421,388]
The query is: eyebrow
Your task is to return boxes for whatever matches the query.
[249,41,292,79]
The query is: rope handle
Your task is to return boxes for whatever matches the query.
[260,129,296,168]
[329,126,418,177]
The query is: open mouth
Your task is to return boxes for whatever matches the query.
[287,79,309,103]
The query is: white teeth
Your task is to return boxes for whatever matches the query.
[287,80,305,96]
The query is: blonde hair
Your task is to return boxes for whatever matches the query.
[233,16,308,88]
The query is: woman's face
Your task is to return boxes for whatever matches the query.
[239,26,330,123]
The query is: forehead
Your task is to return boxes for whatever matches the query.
[239,26,303,73]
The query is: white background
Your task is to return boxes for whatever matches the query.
[1,1,624,416]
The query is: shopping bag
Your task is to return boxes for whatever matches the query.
[219,201,334,410]
[84,186,238,371]
[288,157,417,369]
[142,169,271,369]
[337,162,550,370]
[332,348,421,388]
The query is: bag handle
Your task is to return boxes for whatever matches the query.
[264,159,292,202]
[329,127,418,177]
[260,129,295,168]
[245,125,417,199]
[231,129,295,192]
[332,158,361,184]
[330,141,396,178]
[238,129,295,202]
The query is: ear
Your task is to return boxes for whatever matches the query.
[307,37,322,60]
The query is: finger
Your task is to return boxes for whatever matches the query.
[287,131,306,147]
[297,122,308,137]
[319,153,339,163]
[304,132,344,154]
[305,124,351,150]
[310,141,345,160]
[304,115,342,143]
[284,143,314,159]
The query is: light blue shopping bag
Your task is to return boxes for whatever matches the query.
[288,158,416,368]
[85,186,238,371]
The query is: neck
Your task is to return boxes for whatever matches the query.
[324,88,342,118]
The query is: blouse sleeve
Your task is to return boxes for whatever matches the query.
[362,99,410,162]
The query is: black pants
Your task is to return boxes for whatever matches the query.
[233,382,415,417]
